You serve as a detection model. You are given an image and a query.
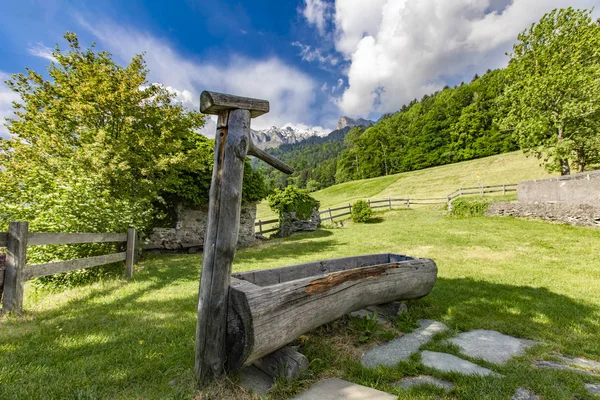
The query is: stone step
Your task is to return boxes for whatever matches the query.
[449,329,541,365]
[421,351,501,377]
[292,378,396,400]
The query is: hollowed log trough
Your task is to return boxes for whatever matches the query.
[226,253,437,371]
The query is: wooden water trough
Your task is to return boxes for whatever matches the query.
[225,253,437,370]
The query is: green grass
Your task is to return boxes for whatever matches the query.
[256,151,555,220]
[1,209,599,399]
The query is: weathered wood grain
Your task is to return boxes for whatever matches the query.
[227,255,437,367]
[2,222,28,313]
[253,346,308,381]
[247,141,294,174]
[200,91,269,118]
[28,232,127,246]
[125,227,136,278]
[24,252,126,280]
[195,109,252,383]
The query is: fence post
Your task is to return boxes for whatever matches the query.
[388,197,392,210]
[459,188,463,197]
[258,220,263,235]
[502,184,506,195]
[328,208,333,223]
[447,196,452,211]
[125,227,136,278]
[479,185,483,197]
[406,198,411,208]
[2,221,28,313]
[367,199,371,209]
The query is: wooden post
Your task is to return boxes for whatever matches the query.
[447,196,452,211]
[406,198,411,208]
[367,199,371,209]
[258,220,263,235]
[196,91,293,384]
[503,184,506,195]
[2,221,28,313]
[328,208,333,223]
[459,188,463,197]
[125,227,136,278]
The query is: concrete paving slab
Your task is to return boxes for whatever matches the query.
[395,375,454,390]
[511,387,540,400]
[585,383,600,395]
[421,351,501,377]
[292,378,396,400]
[449,330,539,365]
[361,320,448,368]
[240,365,274,396]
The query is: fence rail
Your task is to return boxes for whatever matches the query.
[256,183,517,231]
[0,222,136,314]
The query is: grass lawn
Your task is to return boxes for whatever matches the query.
[1,209,599,399]
[256,151,556,220]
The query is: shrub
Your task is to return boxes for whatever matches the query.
[268,186,320,220]
[449,198,490,217]
[351,200,373,223]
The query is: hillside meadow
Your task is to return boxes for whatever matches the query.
[1,207,599,399]
[256,151,555,220]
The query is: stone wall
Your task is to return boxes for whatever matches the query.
[145,203,257,252]
[275,208,321,237]
[487,202,600,228]
[518,170,600,205]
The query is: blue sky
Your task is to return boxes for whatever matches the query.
[1,0,598,137]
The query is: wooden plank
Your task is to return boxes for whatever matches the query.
[260,227,279,234]
[371,205,389,209]
[248,141,294,174]
[328,205,351,213]
[256,218,278,225]
[227,257,437,367]
[2,222,28,313]
[28,232,127,246]
[330,211,351,219]
[200,91,269,118]
[196,109,251,383]
[125,227,136,278]
[0,232,7,247]
[369,199,389,204]
[23,252,126,280]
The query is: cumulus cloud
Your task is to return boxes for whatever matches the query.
[77,17,325,132]
[0,71,19,139]
[330,0,599,117]
[302,0,332,36]
[27,43,58,63]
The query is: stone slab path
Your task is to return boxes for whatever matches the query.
[394,375,454,390]
[511,388,539,400]
[421,351,501,376]
[534,360,599,376]
[449,330,539,365]
[361,320,448,368]
[585,383,600,395]
[291,378,396,400]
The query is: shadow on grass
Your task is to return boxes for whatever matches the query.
[365,217,385,224]
[273,229,334,241]
[3,252,599,398]
[424,277,600,357]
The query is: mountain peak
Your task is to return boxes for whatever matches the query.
[336,116,374,130]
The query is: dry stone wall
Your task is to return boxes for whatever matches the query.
[487,202,600,228]
[518,170,600,205]
[146,203,257,252]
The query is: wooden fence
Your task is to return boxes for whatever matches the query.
[257,183,518,229]
[0,222,137,314]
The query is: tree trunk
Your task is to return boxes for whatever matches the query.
[557,126,570,176]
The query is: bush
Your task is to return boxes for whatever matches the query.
[268,186,320,220]
[351,200,373,223]
[449,198,490,217]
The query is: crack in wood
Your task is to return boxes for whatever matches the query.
[305,262,402,294]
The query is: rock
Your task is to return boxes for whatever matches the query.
[276,208,321,237]
[585,383,600,395]
[395,375,454,390]
[350,309,388,325]
[292,378,395,400]
[534,360,598,376]
[487,202,600,228]
[420,351,501,377]
[558,356,600,372]
[449,330,540,365]
[511,387,540,400]
[366,301,408,317]
[361,320,448,368]
[240,365,274,396]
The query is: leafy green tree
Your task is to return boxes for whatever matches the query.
[351,200,373,223]
[268,185,319,220]
[500,8,600,174]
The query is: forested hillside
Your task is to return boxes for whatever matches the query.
[256,68,518,191]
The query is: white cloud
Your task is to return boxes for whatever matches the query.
[333,0,600,117]
[0,72,20,139]
[302,0,332,36]
[281,122,330,136]
[77,17,324,132]
[291,41,339,67]
[27,43,58,63]
[332,78,344,93]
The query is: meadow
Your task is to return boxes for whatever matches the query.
[1,207,599,399]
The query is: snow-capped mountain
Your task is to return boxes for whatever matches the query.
[250,125,329,149]
[335,116,374,130]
